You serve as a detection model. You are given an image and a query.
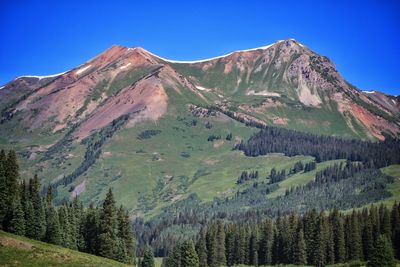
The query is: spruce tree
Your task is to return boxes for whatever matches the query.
[215,222,226,266]
[381,206,392,238]
[98,189,119,260]
[330,208,345,263]
[226,226,237,267]
[347,211,363,261]
[196,228,208,267]
[0,149,6,228]
[8,195,25,235]
[362,208,374,261]
[167,242,182,267]
[293,224,307,265]
[29,175,46,240]
[391,202,400,259]
[141,246,155,267]
[180,240,199,267]
[117,205,135,264]
[59,205,72,248]
[249,230,259,266]
[367,235,396,267]
[2,150,19,230]
[304,209,318,264]
[44,188,61,245]
[314,212,327,267]
[82,203,99,254]
[206,225,217,267]
[258,219,274,265]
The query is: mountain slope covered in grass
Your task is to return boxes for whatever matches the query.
[0,39,399,220]
[0,230,129,267]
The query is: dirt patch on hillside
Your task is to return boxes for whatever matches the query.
[213,140,225,148]
[350,103,399,140]
[203,158,219,165]
[72,180,86,198]
[273,117,288,125]
[0,236,33,250]
[240,98,285,114]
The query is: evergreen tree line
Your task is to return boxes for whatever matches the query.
[237,170,259,184]
[207,134,221,142]
[235,127,400,168]
[304,161,317,172]
[314,161,364,184]
[268,161,314,185]
[0,149,135,264]
[268,168,286,184]
[165,204,399,267]
[135,165,393,255]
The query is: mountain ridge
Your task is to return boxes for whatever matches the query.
[0,39,399,215]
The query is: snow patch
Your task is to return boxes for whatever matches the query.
[0,85,5,90]
[17,71,67,80]
[247,90,281,97]
[363,90,376,94]
[392,99,396,104]
[147,40,285,64]
[120,62,132,70]
[218,94,223,98]
[195,85,211,92]
[75,65,92,75]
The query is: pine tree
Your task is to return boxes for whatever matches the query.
[98,188,119,260]
[258,219,274,265]
[82,203,99,254]
[29,175,46,240]
[293,224,307,265]
[235,227,247,264]
[141,246,155,267]
[330,208,345,263]
[180,240,199,267]
[71,197,85,251]
[215,223,226,265]
[117,205,135,264]
[59,205,72,248]
[0,149,7,228]
[314,212,327,267]
[347,211,363,261]
[303,209,318,264]
[8,195,25,235]
[249,229,259,266]
[2,150,19,230]
[44,188,61,245]
[391,202,400,259]
[362,208,374,261]
[167,242,182,267]
[381,206,392,238]
[367,235,396,267]
[206,225,218,267]
[196,228,208,267]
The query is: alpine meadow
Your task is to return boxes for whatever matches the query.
[1,1,400,266]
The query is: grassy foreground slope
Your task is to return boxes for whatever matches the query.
[0,230,128,267]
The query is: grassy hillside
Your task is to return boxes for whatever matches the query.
[0,230,129,267]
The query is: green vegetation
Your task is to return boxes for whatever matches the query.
[0,230,129,267]
[166,204,400,267]
[0,149,135,264]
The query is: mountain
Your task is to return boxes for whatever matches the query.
[0,39,399,215]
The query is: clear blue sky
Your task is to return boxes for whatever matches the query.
[1,0,399,95]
